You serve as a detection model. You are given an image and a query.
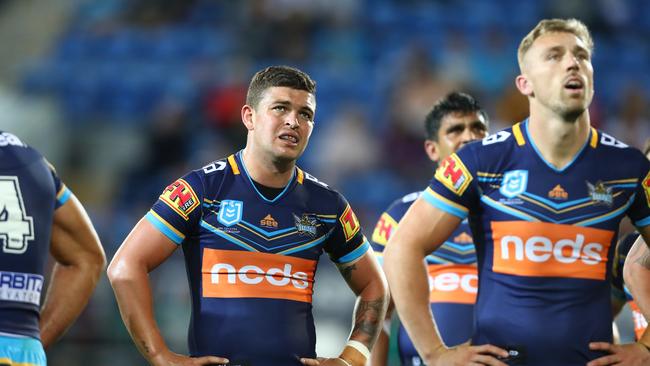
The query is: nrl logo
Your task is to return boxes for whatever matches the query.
[587,181,613,206]
[293,213,319,237]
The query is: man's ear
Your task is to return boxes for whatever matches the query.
[241,105,255,130]
[515,74,534,97]
[424,139,440,163]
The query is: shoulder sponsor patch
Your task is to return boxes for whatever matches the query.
[641,172,650,207]
[339,204,361,242]
[434,154,473,196]
[371,213,398,246]
[160,178,200,220]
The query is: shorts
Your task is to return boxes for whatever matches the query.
[0,335,46,366]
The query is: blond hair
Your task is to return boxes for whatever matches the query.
[518,18,594,70]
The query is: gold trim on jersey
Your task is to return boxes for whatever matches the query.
[518,191,625,214]
[228,154,240,175]
[297,168,304,184]
[590,128,598,148]
[512,123,525,146]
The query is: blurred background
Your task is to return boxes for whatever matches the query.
[0,0,648,364]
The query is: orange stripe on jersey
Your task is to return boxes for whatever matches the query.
[427,264,477,304]
[491,221,614,280]
[227,154,240,175]
[201,249,317,303]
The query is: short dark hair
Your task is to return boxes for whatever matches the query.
[424,92,488,141]
[246,65,316,109]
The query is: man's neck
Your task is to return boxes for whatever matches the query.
[241,147,295,188]
[527,106,591,170]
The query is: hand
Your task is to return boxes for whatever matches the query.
[151,350,229,366]
[427,343,509,366]
[588,342,650,366]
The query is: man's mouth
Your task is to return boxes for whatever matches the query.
[564,77,584,91]
[279,134,299,144]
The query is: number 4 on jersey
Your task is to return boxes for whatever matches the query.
[0,176,34,254]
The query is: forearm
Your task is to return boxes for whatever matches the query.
[109,266,169,365]
[385,249,444,363]
[39,259,103,348]
[625,235,650,346]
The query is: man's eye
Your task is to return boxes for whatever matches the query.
[273,106,286,111]
[300,112,312,120]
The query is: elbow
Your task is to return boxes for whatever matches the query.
[107,257,128,287]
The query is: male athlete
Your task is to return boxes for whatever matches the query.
[384,18,650,366]
[0,131,106,365]
[108,66,388,366]
[369,92,488,366]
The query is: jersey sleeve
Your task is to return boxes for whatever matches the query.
[146,171,204,245]
[45,158,71,209]
[627,159,650,228]
[370,195,414,265]
[324,194,370,264]
[423,148,481,220]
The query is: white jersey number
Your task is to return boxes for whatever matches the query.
[0,176,35,254]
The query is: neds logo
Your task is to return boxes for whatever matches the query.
[202,249,317,303]
[427,265,477,304]
[491,222,614,280]
[210,263,308,289]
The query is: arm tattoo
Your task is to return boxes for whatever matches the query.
[349,297,385,346]
[340,263,357,282]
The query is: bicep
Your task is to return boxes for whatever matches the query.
[50,194,104,266]
[110,218,178,274]
[385,197,462,258]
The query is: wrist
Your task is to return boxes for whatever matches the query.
[638,341,650,353]
[339,340,370,366]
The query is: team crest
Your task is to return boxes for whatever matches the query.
[339,204,361,242]
[218,200,243,227]
[587,181,613,206]
[643,171,650,207]
[499,170,528,198]
[434,154,473,196]
[293,213,319,237]
[160,179,199,220]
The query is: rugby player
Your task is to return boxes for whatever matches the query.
[108,65,388,366]
[384,18,650,365]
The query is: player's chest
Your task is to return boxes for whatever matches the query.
[478,165,637,228]
[196,192,334,256]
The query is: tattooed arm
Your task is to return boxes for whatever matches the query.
[334,251,390,366]
[624,227,650,349]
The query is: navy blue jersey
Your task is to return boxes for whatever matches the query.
[0,131,70,339]
[612,232,647,340]
[147,151,369,365]
[371,192,476,364]
[425,120,650,365]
